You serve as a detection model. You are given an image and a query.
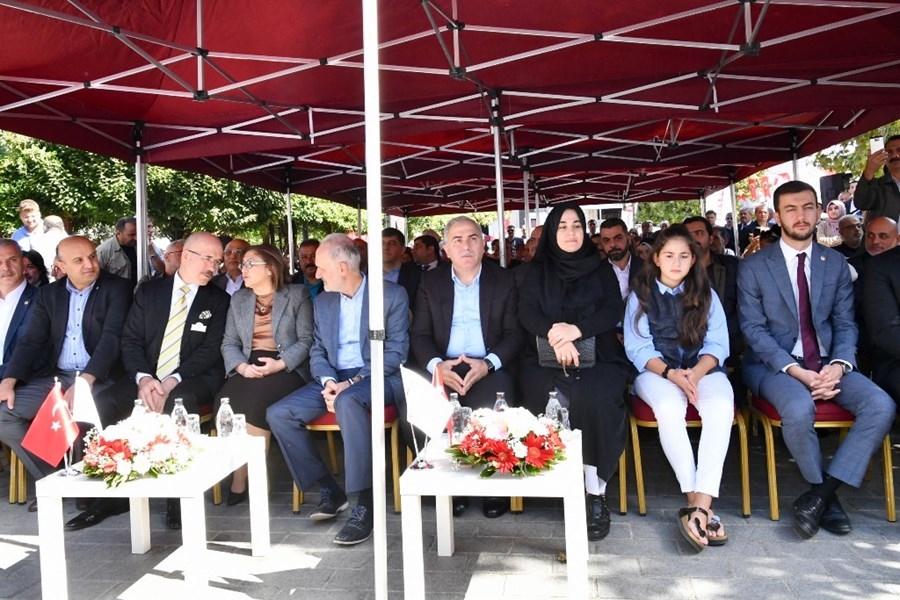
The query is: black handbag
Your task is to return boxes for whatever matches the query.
[536,335,596,370]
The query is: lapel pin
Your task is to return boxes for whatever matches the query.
[820,255,825,261]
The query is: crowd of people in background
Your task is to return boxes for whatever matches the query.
[1,135,899,553]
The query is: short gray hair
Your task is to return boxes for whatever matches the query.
[442,216,482,244]
[321,233,361,271]
[0,238,22,254]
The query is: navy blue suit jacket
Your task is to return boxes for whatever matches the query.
[0,283,39,379]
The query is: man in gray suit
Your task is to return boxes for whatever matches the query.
[267,233,409,546]
[738,180,895,538]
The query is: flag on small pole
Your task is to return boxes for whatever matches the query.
[21,381,78,468]
[71,371,100,427]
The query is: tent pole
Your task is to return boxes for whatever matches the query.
[357,202,363,236]
[134,123,148,282]
[522,163,530,239]
[791,128,800,180]
[491,95,507,266]
[362,1,388,598]
[729,174,739,252]
[285,168,295,276]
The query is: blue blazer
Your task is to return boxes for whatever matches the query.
[0,283,39,379]
[737,241,857,393]
[310,278,409,402]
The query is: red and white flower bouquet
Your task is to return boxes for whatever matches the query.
[447,407,566,477]
[83,411,194,488]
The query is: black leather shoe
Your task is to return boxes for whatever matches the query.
[65,498,128,531]
[452,496,469,517]
[309,487,349,521]
[482,497,508,519]
[792,490,827,537]
[28,499,37,513]
[820,495,852,535]
[227,489,248,506]
[587,494,611,541]
[166,499,182,530]
[333,504,373,545]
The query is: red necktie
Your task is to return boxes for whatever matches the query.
[797,252,822,372]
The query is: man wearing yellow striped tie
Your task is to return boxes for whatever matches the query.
[71,232,231,532]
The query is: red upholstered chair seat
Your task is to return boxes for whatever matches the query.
[627,394,750,517]
[307,404,400,427]
[749,395,894,522]
[751,395,854,423]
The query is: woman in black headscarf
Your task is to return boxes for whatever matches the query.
[518,203,629,542]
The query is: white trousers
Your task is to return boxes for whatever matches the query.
[633,370,734,497]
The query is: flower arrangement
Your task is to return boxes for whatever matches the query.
[82,410,194,488]
[446,407,566,477]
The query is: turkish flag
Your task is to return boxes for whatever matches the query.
[21,383,79,467]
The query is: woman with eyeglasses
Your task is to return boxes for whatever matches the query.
[217,244,314,504]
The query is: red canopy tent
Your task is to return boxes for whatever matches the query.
[2,0,899,214]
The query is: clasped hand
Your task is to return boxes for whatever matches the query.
[548,322,583,367]
[321,379,351,413]
[138,375,178,413]
[437,355,489,397]
[238,357,284,379]
[792,363,843,400]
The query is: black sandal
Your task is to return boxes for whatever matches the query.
[678,506,708,552]
[706,514,728,546]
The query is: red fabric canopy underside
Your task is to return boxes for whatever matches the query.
[1,1,898,214]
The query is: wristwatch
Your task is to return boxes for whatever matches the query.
[484,359,496,374]
[347,375,363,386]
[661,365,673,380]
[834,361,852,375]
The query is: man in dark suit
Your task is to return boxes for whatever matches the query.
[863,243,900,407]
[411,217,522,518]
[855,134,900,223]
[67,232,230,531]
[268,233,408,546]
[0,236,132,483]
[598,218,642,301]
[211,238,249,296]
[738,180,895,538]
[0,239,39,379]
[381,227,420,309]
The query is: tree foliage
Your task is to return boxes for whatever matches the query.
[814,120,900,176]
[634,199,703,227]
[0,132,374,244]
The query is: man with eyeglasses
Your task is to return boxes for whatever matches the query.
[68,232,230,531]
[833,215,863,258]
[212,238,250,296]
[855,134,900,223]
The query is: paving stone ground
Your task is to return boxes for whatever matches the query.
[1,425,899,599]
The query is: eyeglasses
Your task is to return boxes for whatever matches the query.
[240,259,266,270]
[224,248,247,256]
[185,248,223,268]
[839,223,863,230]
[164,250,182,258]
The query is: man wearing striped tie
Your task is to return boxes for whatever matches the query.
[67,232,230,531]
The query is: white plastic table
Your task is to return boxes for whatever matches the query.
[400,431,587,599]
[35,434,269,599]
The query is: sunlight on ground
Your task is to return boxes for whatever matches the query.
[0,534,38,569]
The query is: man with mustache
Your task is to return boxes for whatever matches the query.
[738,180,894,539]
[291,238,324,300]
[598,217,642,301]
[855,134,900,223]
[0,236,132,497]
[67,232,230,531]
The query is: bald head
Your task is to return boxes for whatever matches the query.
[864,216,898,256]
[180,232,224,285]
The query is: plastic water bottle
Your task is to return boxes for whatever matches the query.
[545,391,562,424]
[131,398,147,416]
[448,393,462,444]
[216,397,235,437]
[493,392,508,412]
[171,398,188,430]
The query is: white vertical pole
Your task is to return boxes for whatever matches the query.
[362,1,387,599]
[491,96,507,266]
[522,166,530,239]
[135,154,148,282]
[196,0,204,91]
[285,187,295,275]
